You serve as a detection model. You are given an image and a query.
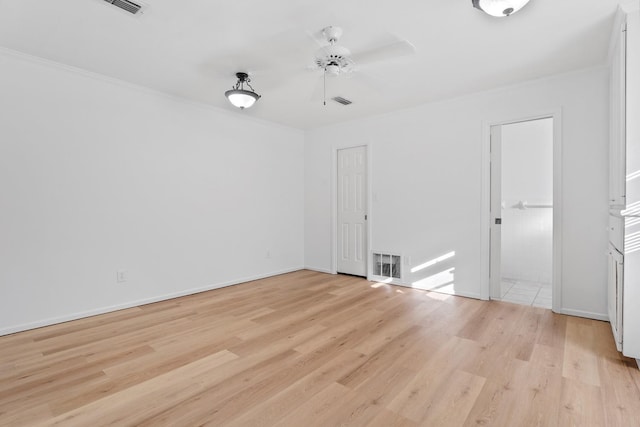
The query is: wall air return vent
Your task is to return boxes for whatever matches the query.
[103,0,143,15]
[332,96,353,106]
[371,252,402,284]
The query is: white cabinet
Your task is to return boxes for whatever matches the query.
[627,9,640,211]
[608,3,640,363]
[609,16,626,208]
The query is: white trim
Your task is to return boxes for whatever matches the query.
[480,120,491,300]
[331,148,338,274]
[480,110,563,312]
[369,278,405,286]
[304,266,335,274]
[0,266,303,337]
[441,290,482,300]
[366,144,374,281]
[608,7,628,66]
[331,143,373,277]
[388,282,481,300]
[552,111,563,314]
[0,46,303,135]
[555,308,609,322]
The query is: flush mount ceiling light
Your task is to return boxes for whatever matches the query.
[225,72,261,109]
[472,0,531,17]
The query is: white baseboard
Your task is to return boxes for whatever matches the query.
[554,307,609,321]
[304,266,335,274]
[444,290,482,300]
[374,280,481,300]
[0,266,303,337]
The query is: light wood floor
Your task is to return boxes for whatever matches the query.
[1,270,639,426]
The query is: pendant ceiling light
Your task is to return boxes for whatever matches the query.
[472,0,531,17]
[225,72,261,109]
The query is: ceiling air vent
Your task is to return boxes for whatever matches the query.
[103,0,143,15]
[332,96,352,106]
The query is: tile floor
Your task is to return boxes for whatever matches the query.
[501,278,552,309]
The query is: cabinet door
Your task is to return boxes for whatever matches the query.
[626,12,640,208]
[608,246,623,351]
[610,23,627,208]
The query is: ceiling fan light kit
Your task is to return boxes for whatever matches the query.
[225,72,261,109]
[472,0,531,17]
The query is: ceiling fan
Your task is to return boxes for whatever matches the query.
[307,26,416,104]
[309,26,415,76]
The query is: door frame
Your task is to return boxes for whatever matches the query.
[480,109,562,313]
[331,143,373,279]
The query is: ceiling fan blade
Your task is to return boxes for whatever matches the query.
[306,29,327,49]
[308,71,381,105]
[351,39,416,66]
[309,72,328,102]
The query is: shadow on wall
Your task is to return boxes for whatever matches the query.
[410,251,456,294]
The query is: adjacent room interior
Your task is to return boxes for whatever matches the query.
[1,0,640,425]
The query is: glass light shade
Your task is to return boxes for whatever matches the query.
[473,0,530,17]
[225,89,260,109]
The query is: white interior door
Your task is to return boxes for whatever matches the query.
[490,126,502,299]
[337,146,367,276]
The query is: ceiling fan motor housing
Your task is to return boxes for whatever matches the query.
[322,26,343,43]
[314,44,352,74]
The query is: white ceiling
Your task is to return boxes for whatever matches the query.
[0,0,621,129]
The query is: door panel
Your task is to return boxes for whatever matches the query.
[608,244,623,350]
[337,146,367,276]
[341,224,349,261]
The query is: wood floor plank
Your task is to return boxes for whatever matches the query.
[271,382,351,427]
[365,409,418,427]
[337,325,424,389]
[0,402,52,426]
[563,317,601,387]
[558,377,606,427]
[0,270,637,426]
[537,309,568,349]
[40,350,239,426]
[418,369,486,426]
[134,349,304,426]
[387,335,482,423]
[462,356,531,426]
[598,355,640,426]
[224,350,368,427]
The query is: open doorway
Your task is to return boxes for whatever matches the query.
[490,118,554,308]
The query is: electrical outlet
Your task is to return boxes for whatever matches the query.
[116,270,127,283]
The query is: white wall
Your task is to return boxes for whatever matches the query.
[0,51,611,333]
[0,50,305,335]
[501,119,553,284]
[305,67,609,318]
